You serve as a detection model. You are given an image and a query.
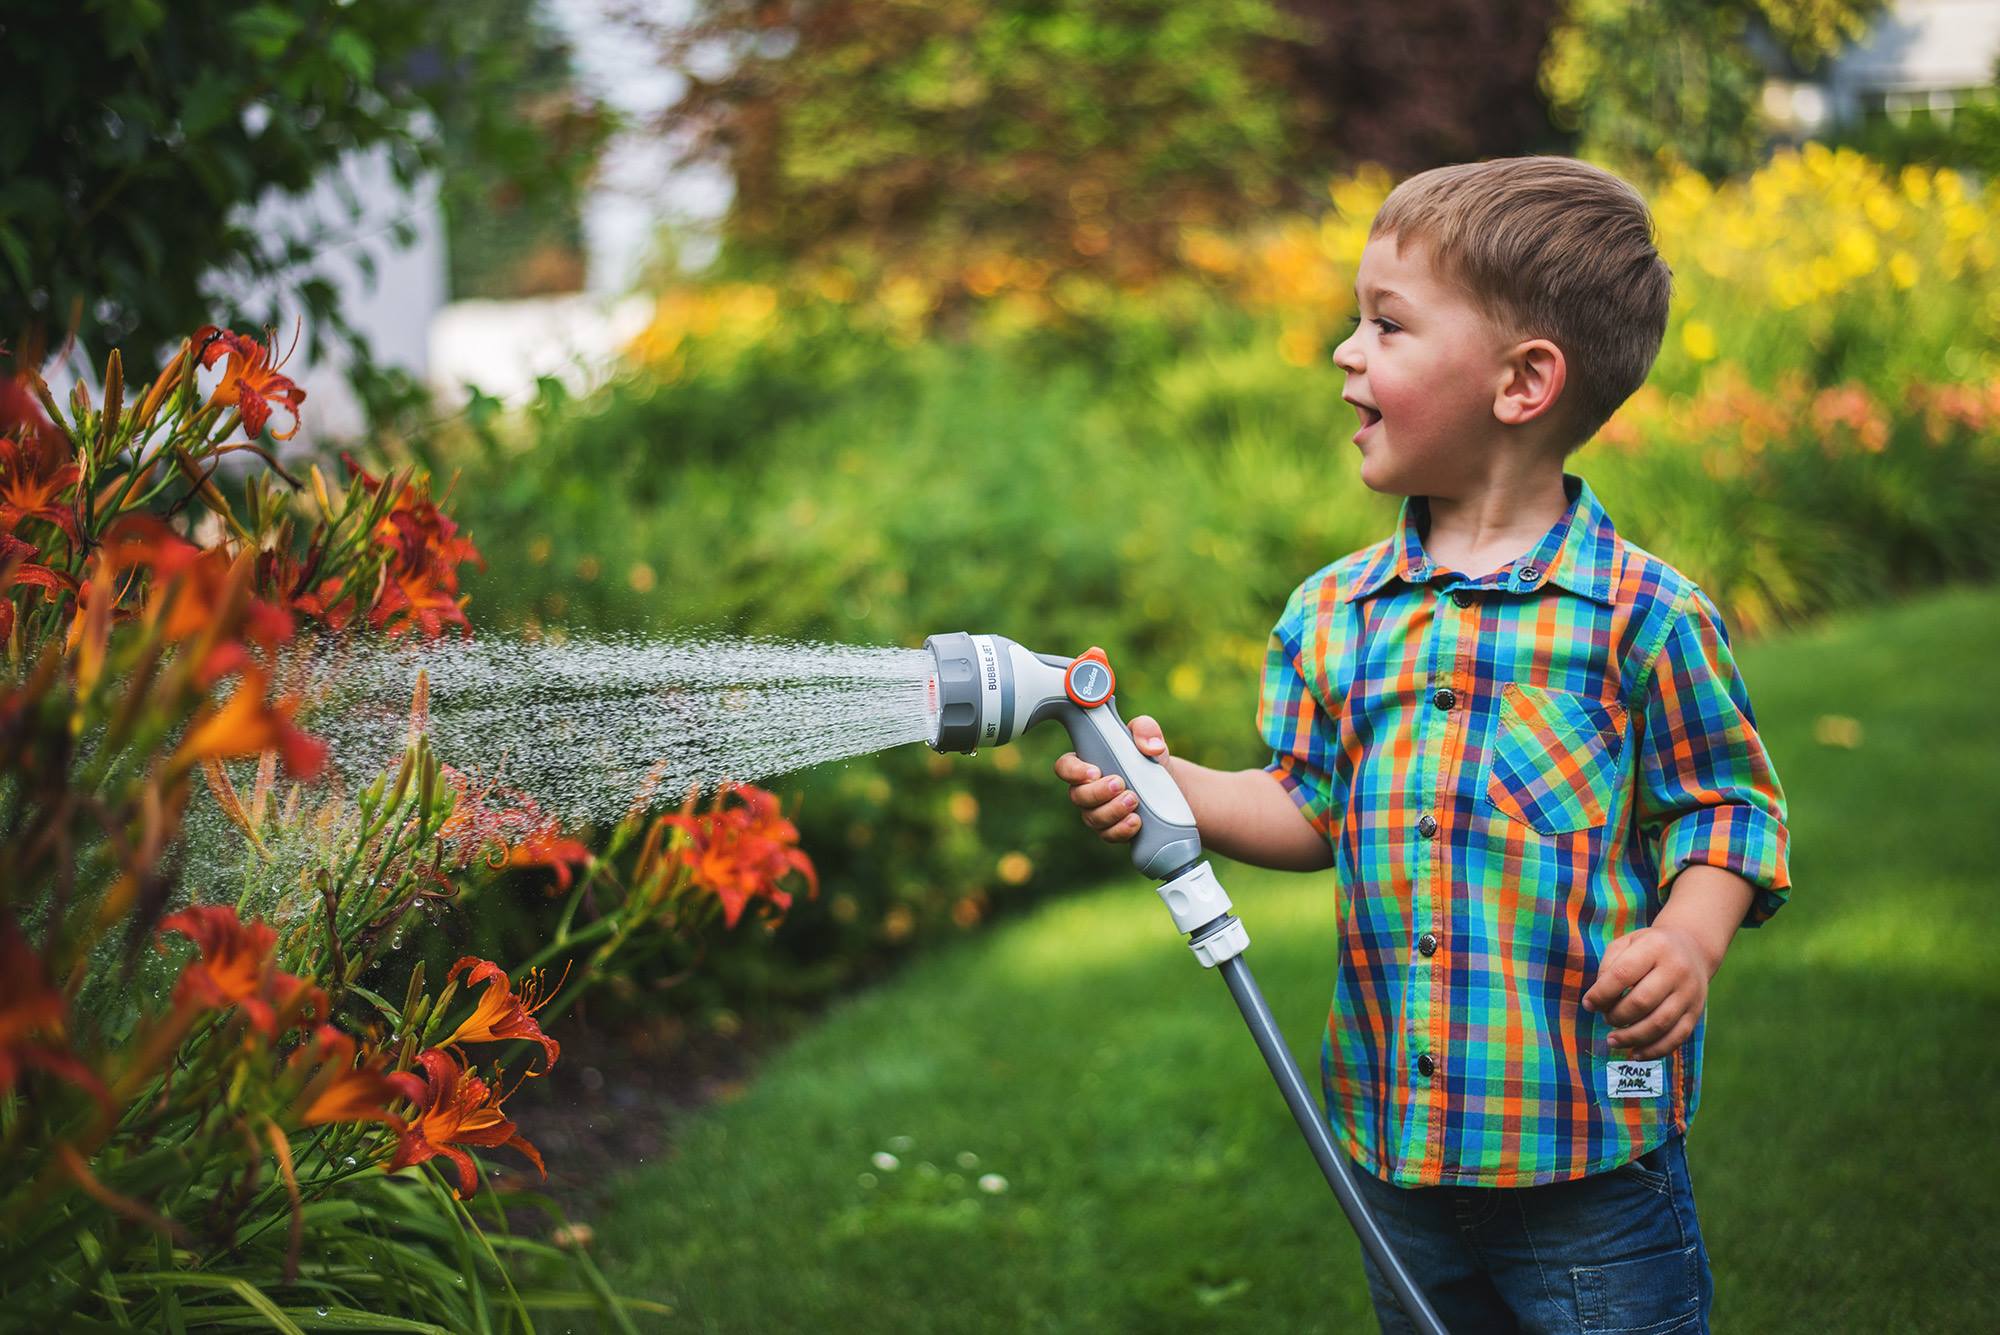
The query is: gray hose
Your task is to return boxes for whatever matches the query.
[1212,947,1448,1334]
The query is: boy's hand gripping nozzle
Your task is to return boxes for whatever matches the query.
[923,632,1247,966]
[924,632,1199,877]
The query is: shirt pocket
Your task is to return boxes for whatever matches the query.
[1484,682,1629,836]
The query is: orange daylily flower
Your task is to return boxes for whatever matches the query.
[1,531,77,644]
[663,783,819,928]
[159,905,325,1037]
[100,515,295,651]
[192,324,306,441]
[170,667,327,781]
[436,765,592,890]
[442,957,561,1071]
[0,916,109,1104]
[288,1025,425,1130]
[0,431,82,550]
[389,1048,545,1198]
[504,829,593,890]
[341,453,484,639]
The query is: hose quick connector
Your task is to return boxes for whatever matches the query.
[1157,863,1249,968]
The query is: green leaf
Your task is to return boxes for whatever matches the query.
[181,71,240,139]
[229,6,307,60]
[120,1274,307,1334]
[344,984,402,1027]
[328,30,376,84]
[0,224,31,292]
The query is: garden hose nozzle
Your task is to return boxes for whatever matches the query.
[923,632,1203,882]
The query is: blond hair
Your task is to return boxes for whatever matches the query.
[1371,156,1672,453]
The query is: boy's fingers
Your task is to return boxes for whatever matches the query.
[1102,811,1142,842]
[1581,938,1650,1013]
[1128,714,1169,755]
[1610,998,1691,1052]
[1605,969,1674,1028]
[1053,752,1101,784]
[1069,773,1127,809]
[1085,791,1141,830]
[1628,1012,1698,1061]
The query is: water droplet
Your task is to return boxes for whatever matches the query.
[887,1134,914,1152]
[342,1155,358,1169]
[316,1307,329,1318]
[979,1173,1009,1194]
[871,1151,900,1171]
[858,1172,878,1188]
[955,1151,979,1169]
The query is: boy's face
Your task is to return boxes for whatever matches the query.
[1331,231,1527,497]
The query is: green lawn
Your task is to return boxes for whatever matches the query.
[592,583,2000,1332]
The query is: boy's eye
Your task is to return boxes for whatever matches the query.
[1345,314,1398,334]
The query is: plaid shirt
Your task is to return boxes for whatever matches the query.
[1258,472,1791,1188]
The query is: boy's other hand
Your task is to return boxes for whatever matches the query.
[1054,715,1169,844]
[1582,926,1711,1061]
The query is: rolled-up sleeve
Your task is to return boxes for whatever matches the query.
[1633,586,1792,927]
[1258,581,1340,840]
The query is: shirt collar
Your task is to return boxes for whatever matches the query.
[1342,472,1620,606]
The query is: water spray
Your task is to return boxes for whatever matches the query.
[923,633,1447,1335]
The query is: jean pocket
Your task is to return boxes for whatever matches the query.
[1612,1156,1673,1197]
[1485,682,1627,836]
[1572,1244,1703,1333]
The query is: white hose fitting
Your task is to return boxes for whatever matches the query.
[1156,862,1249,967]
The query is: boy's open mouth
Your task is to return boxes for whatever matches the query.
[1346,399,1382,439]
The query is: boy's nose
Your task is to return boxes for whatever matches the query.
[1331,333,1363,374]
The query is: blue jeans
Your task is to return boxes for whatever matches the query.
[1347,1134,1712,1334]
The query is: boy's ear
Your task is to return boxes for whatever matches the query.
[1493,338,1566,429]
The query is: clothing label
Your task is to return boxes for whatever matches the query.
[1607,1059,1665,1099]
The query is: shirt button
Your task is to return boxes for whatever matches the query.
[1417,814,1438,838]
[1417,1053,1436,1078]
[1418,932,1439,956]
[1409,565,1428,581]
[1431,687,1457,711]
[1451,590,1473,608]
[1520,565,1540,582]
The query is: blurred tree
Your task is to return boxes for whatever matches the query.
[1540,0,1887,180]
[648,0,1315,289]
[1274,0,1567,175]
[1827,52,2000,172]
[438,0,610,300]
[0,0,609,416]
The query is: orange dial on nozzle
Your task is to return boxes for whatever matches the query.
[1064,647,1116,708]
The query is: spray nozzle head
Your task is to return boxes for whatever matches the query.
[922,632,984,753]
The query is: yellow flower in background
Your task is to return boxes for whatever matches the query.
[1681,320,1718,362]
[1277,326,1319,369]
[1889,252,1920,290]
[1168,663,1204,700]
[1835,228,1879,278]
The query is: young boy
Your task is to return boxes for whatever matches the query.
[1055,156,1791,1333]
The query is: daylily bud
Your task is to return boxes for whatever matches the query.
[385,749,415,813]
[98,348,123,454]
[310,463,334,519]
[422,979,460,1042]
[401,961,428,1026]
[132,340,189,430]
[27,369,73,442]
